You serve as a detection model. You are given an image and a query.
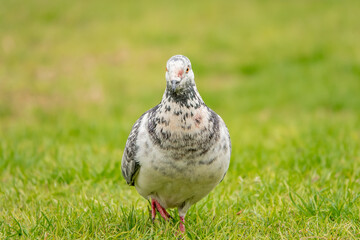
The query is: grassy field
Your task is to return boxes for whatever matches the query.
[1,0,360,238]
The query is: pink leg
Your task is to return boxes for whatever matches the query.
[154,200,170,220]
[179,216,185,232]
[151,199,157,221]
[151,199,170,221]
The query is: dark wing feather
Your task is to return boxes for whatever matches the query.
[121,105,160,186]
[121,114,145,186]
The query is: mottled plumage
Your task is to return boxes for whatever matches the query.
[121,55,231,232]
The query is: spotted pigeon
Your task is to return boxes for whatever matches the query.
[121,55,231,232]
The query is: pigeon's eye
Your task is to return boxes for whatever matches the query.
[186,67,189,73]
[166,67,168,72]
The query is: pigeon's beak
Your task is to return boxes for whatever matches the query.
[171,80,180,91]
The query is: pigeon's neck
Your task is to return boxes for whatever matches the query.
[147,84,220,159]
[162,85,205,109]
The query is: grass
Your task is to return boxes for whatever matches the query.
[1,0,360,238]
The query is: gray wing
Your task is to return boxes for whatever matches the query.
[121,105,160,186]
[121,113,146,186]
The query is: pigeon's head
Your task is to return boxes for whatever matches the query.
[165,55,195,93]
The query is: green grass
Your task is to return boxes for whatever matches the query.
[1,0,360,238]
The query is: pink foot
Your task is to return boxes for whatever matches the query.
[151,199,170,221]
[179,216,185,232]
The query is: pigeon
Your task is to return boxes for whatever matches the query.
[121,55,231,232]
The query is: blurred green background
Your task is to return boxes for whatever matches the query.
[1,0,360,238]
